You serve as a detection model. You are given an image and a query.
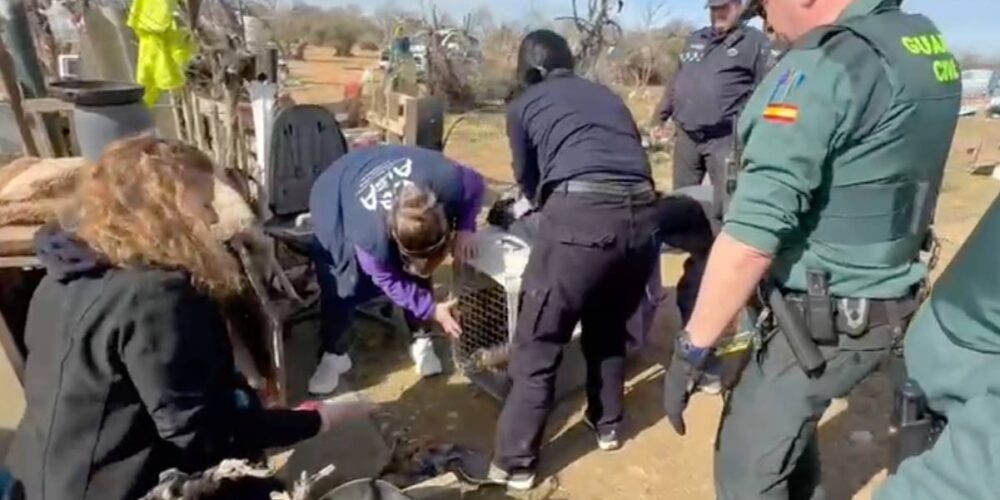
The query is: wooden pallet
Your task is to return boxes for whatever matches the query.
[365,88,445,148]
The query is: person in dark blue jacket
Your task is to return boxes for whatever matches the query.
[487,30,659,490]
[307,145,485,395]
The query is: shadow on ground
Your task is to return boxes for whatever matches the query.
[817,369,896,499]
[278,249,901,499]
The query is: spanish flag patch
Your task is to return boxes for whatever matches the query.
[763,103,799,124]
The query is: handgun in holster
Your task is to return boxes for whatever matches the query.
[766,285,826,376]
[890,378,945,472]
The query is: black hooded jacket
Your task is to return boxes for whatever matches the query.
[5,226,319,500]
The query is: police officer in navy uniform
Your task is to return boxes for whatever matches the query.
[487,30,659,491]
[656,0,771,224]
[655,0,771,330]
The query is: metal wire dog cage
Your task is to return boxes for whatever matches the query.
[451,228,586,401]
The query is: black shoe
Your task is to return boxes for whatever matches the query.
[584,418,622,451]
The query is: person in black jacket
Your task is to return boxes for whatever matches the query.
[5,136,372,500]
[488,30,659,490]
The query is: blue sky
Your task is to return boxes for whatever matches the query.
[305,0,996,54]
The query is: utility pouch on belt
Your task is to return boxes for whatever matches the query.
[890,378,945,473]
[723,152,738,214]
[806,269,837,344]
[722,123,742,215]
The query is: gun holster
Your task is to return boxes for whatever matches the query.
[766,286,826,376]
[890,378,945,472]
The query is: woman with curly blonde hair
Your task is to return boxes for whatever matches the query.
[6,136,372,500]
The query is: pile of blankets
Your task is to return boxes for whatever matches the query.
[0,156,88,256]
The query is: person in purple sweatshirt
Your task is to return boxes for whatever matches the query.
[307,145,485,394]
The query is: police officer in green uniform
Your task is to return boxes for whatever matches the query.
[660,0,962,498]
[875,195,1000,500]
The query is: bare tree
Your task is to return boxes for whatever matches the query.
[627,0,668,95]
[421,4,475,107]
[556,0,625,80]
[464,5,496,40]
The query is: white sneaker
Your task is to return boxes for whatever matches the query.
[308,352,353,395]
[410,336,443,377]
[697,371,724,395]
[487,463,537,491]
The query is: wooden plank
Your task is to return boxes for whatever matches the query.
[235,111,247,173]
[179,90,195,143]
[26,109,55,158]
[191,93,208,151]
[209,101,222,164]
[0,304,24,385]
[0,255,40,268]
[402,96,418,145]
[171,91,186,142]
[365,113,404,137]
[0,225,39,257]
[22,97,73,114]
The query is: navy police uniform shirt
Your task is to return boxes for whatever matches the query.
[507,70,652,204]
[657,26,771,134]
[309,145,465,296]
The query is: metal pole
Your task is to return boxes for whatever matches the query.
[0,38,39,155]
[0,0,68,157]
[0,0,48,99]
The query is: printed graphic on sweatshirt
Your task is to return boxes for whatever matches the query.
[357,157,414,211]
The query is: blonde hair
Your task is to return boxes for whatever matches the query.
[390,183,449,256]
[67,135,243,296]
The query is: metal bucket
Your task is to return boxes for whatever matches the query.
[50,80,155,161]
[317,478,412,500]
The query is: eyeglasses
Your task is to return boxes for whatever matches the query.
[394,230,450,278]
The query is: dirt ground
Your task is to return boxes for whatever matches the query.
[285,47,379,105]
[275,49,1000,499]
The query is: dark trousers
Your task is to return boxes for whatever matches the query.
[714,324,895,499]
[494,190,659,473]
[676,253,708,324]
[672,128,733,228]
[654,192,715,325]
[311,240,428,355]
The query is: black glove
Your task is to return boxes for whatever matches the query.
[662,331,712,436]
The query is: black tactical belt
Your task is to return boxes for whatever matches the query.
[553,180,654,198]
[783,293,917,333]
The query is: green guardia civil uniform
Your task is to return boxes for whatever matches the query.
[874,194,1000,500]
[713,0,961,498]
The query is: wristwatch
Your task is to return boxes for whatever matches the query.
[676,330,713,368]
